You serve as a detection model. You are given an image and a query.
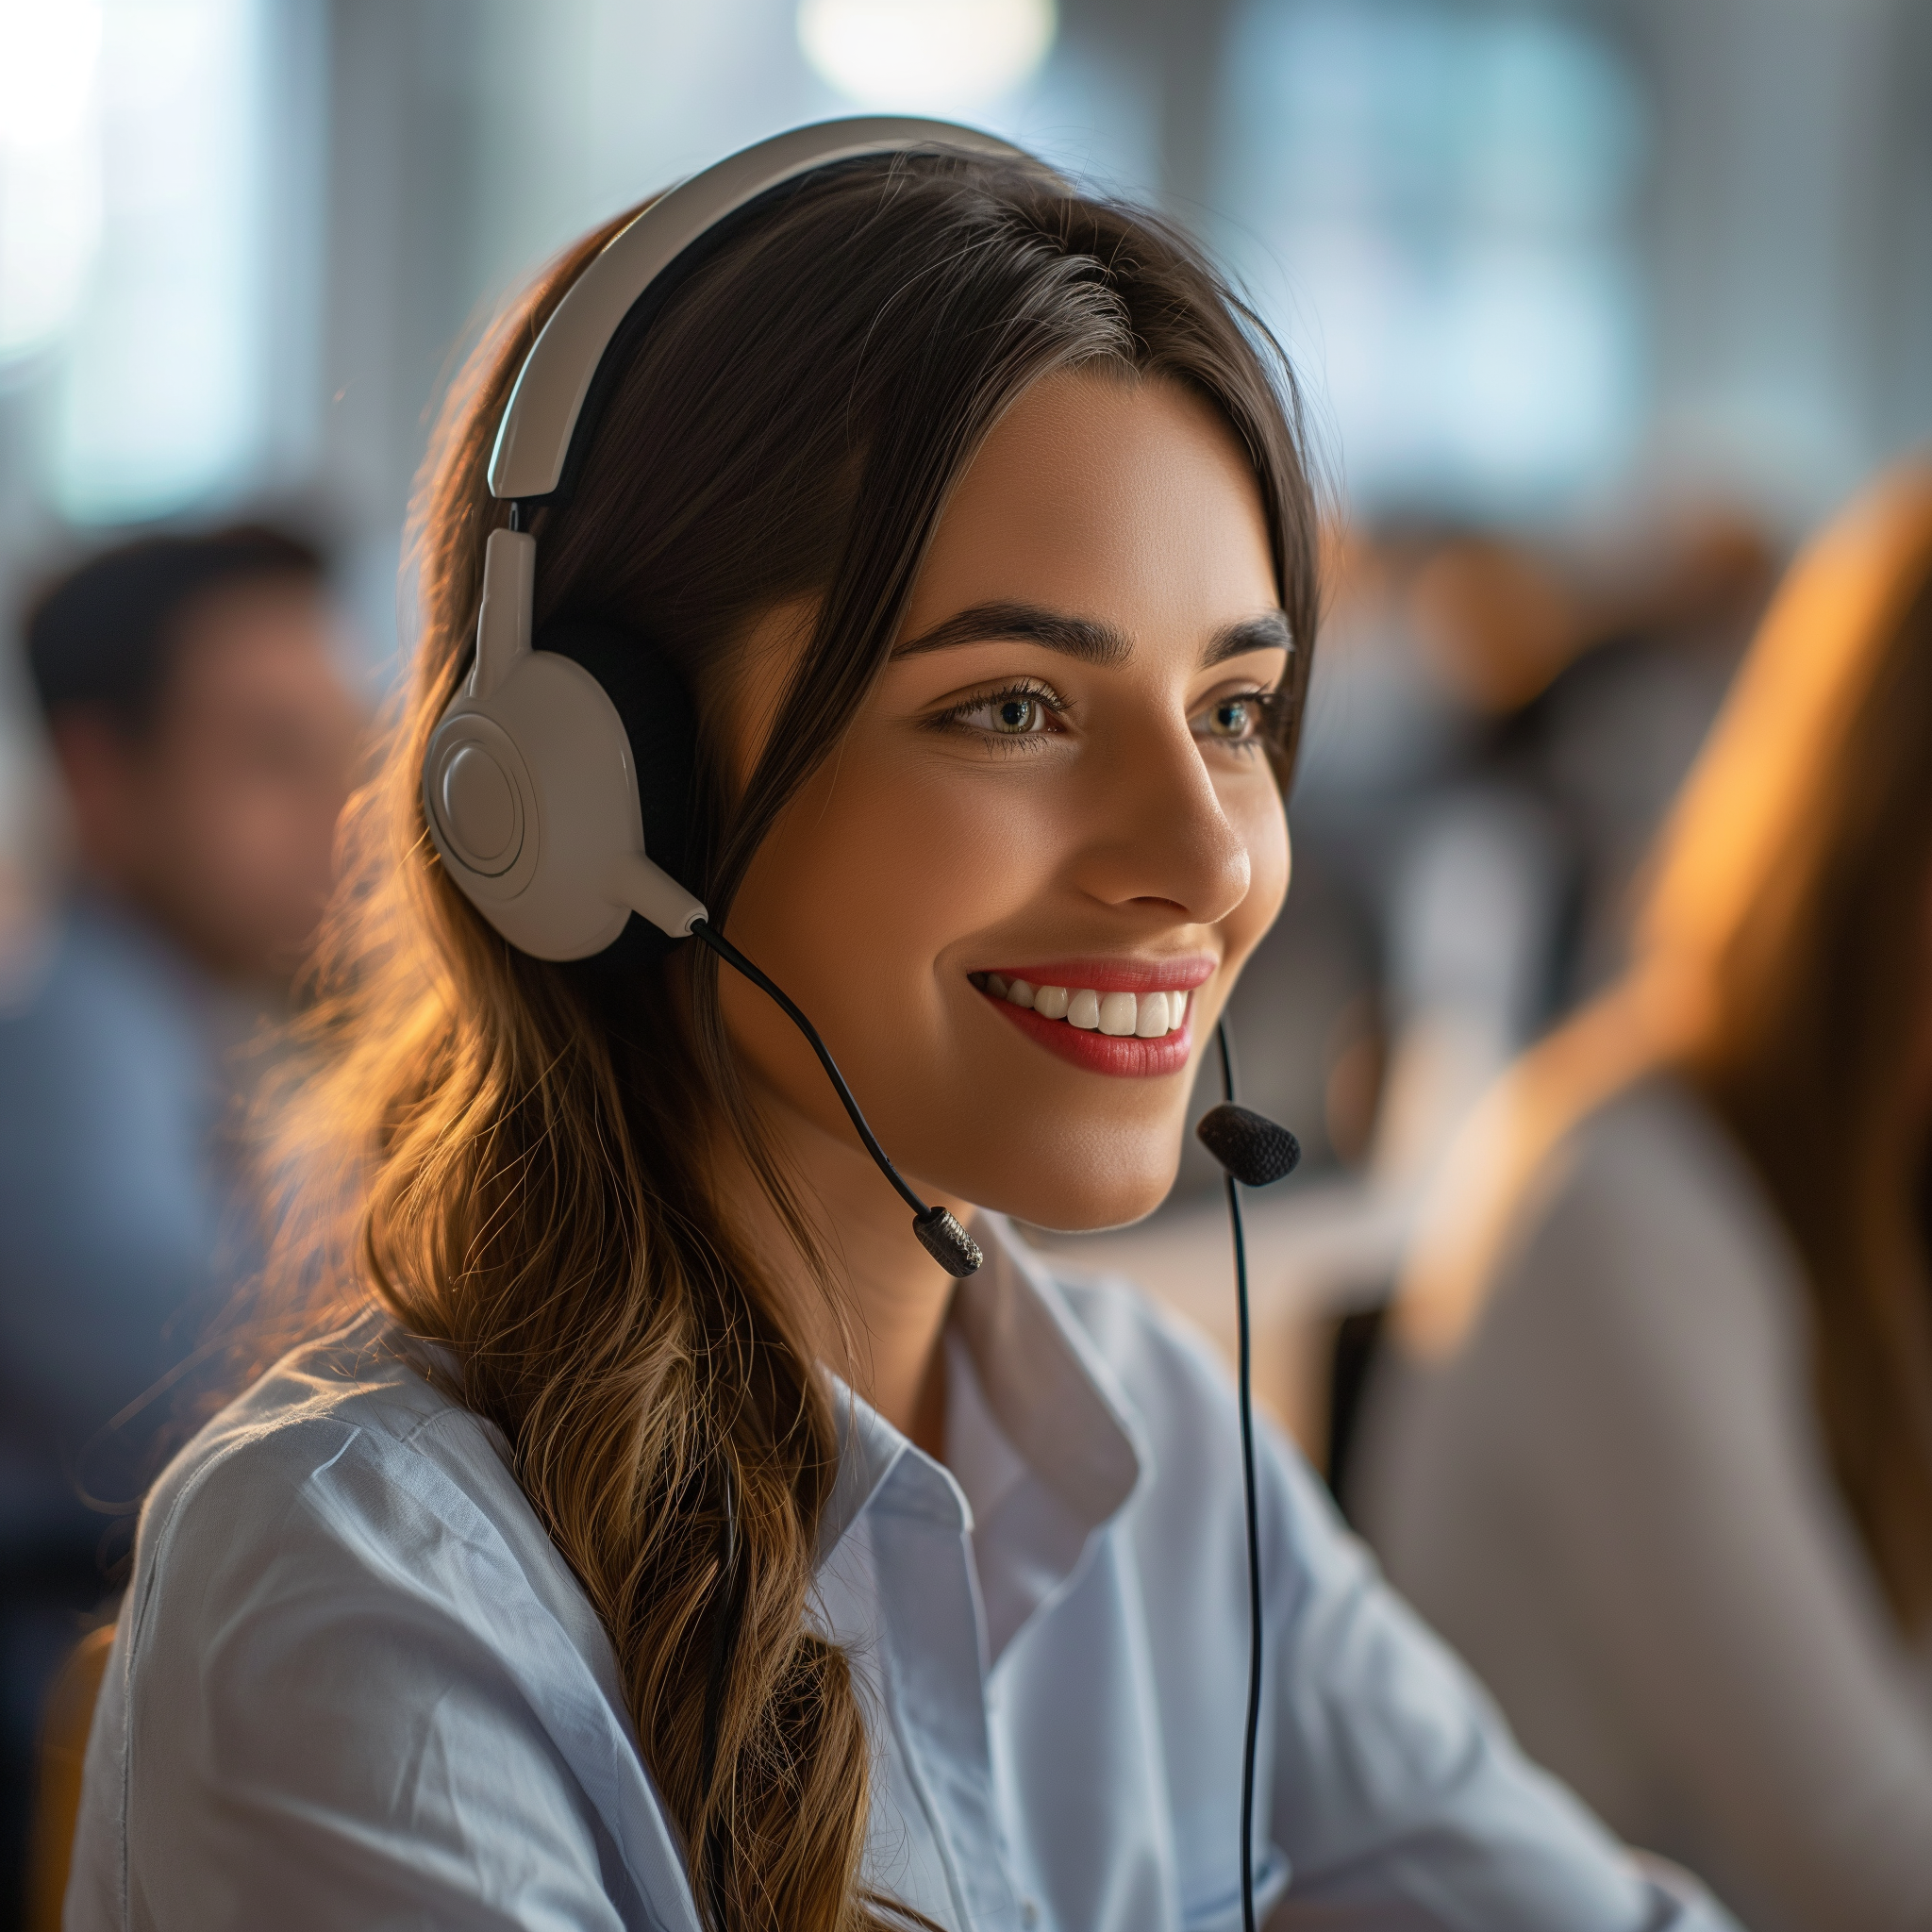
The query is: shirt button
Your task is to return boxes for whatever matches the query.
[1021,1902,1039,1928]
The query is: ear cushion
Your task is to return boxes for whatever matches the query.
[540,618,701,965]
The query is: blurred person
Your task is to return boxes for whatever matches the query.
[1292,510,1772,1217]
[1437,508,1777,1007]
[0,525,360,1919]
[1355,464,1932,1932]
[1292,509,1773,1497]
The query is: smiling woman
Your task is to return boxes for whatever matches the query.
[67,133,1740,1932]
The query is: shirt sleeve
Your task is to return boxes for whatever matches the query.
[1259,1435,1741,1932]
[1417,1099,1932,1932]
[97,1418,657,1932]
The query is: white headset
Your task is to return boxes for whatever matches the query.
[422,117,1031,963]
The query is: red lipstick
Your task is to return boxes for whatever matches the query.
[986,997,1195,1076]
[970,955,1212,1078]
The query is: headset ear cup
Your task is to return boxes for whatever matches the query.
[540,619,702,962]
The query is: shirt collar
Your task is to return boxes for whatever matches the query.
[813,1214,1144,1571]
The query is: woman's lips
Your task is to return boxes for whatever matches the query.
[970,957,1212,1077]
[986,996,1194,1077]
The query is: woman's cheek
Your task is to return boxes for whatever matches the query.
[851,741,1067,927]
[1226,780,1290,965]
[736,744,1037,1017]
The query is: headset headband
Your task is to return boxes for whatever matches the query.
[486,116,1038,507]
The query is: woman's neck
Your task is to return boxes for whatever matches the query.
[708,1102,962,1460]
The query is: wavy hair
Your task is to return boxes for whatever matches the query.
[272,152,1319,1929]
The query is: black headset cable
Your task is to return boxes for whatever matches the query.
[688,918,981,1277]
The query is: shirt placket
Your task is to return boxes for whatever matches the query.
[871,1464,1029,1932]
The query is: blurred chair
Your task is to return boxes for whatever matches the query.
[25,1627,111,1932]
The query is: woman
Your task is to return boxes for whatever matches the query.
[69,130,1733,1931]
[1358,465,1932,1932]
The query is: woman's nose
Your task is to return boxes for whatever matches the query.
[1068,715,1254,926]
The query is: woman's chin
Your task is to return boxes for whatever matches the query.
[969,1156,1181,1240]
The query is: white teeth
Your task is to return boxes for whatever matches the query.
[982,974,1191,1038]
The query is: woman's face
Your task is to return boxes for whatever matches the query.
[717,368,1291,1232]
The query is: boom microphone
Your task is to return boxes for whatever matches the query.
[1196,1103,1301,1190]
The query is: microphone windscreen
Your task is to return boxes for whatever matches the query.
[913,1206,984,1277]
[1196,1104,1302,1189]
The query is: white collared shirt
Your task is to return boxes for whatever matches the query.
[69,1220,1740,1931]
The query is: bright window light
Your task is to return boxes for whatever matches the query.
[0,0,105,365]
[53,0,268,524]
[798,0,1058,113]
[1216,0,1646,518]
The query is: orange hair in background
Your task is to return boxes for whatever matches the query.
[1400,464,1932,1628]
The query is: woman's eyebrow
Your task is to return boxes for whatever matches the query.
[896,601,1295,668]
[1205,610,1295,665]
[895,600,1131,664]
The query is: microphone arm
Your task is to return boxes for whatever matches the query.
[688,920,982,1279]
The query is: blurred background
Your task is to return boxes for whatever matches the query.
[2,3,1931,1926]
[0,0,1928,1465]
[0,0,1928,1502]
[3,0,1929,772]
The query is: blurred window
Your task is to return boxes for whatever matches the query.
[0,1,103,369]
[1214,0,1646,518]
[0,0,318,525]
[797,0,1057,113]
[466,0,1142,308]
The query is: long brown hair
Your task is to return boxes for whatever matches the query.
[1400,465,1932,1630]
[1682,476,1932,1628]
[277,151,1319,1930]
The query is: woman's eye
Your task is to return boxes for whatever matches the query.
[1196,691,1270,744]
[955,691,1055,735]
